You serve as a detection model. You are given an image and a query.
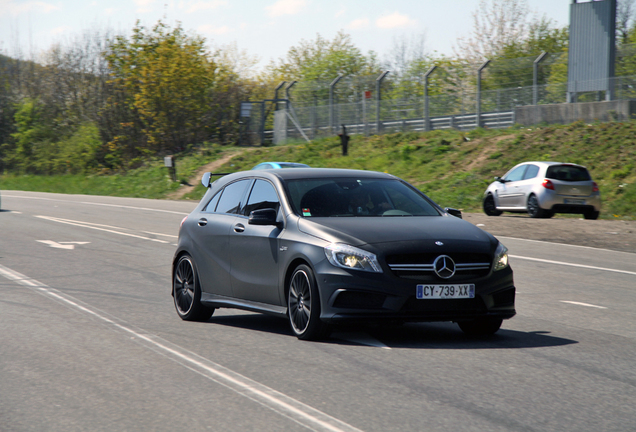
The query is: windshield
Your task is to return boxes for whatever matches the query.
[285,178,441,217]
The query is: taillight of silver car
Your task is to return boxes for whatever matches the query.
[542,179,554,190]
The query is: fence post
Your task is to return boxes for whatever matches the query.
[477,60,490,128]
[376,71,389,134]
[424,66,437,131]
[533,52,548,106]
[329,75,342,134]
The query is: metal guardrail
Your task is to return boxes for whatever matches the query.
[268,110,515,143]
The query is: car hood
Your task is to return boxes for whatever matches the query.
[297,216,498,254]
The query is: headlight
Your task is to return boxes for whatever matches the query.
[324,244,383,273]
[493,242,509,271]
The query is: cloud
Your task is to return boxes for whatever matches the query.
[198,24,231,36]
[376,12,416,29]
[1,0,59,16]
[347,18,369,30]
[335,7,345,18]
[265,0,308,18]
[185,0,227,14]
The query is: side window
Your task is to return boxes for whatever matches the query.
[215,179,250,214]
[204,191,221,212]
[243,180,280,216]
[523,164,539,180]
[504,165,527,182]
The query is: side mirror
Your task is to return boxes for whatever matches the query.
[201,172,211,188]
[248,208,280,226]
[495,176,506,183]
[444,207,462,219]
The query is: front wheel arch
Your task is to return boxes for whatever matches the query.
[483,193,503,216]
[286,263,330,340]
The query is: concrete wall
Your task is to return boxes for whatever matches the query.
[515,100,636,126]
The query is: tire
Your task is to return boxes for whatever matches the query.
[584,210,599,220]
[288,264,330,341]
[483,194,503,216]
[527,194,549,218]
[458,318,503,337]
[173,254,214,322]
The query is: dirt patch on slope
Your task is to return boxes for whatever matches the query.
[166,150,255,200]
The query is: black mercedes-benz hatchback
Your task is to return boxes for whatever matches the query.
[172,168,515,340]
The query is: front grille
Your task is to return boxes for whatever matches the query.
[386,253,491,281]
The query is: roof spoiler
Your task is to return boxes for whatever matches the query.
[201,172,231,188]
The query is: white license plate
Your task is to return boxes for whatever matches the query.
[564,198,585,205]
[416,284,475,299]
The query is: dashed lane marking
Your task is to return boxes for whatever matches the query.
[510,255,636,277]
[35,215,171,244]
[560,301,607,309]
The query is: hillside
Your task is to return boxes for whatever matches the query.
[1,120,635,219]
[178,121,636,219]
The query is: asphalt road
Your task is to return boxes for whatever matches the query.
[1,191,635,432]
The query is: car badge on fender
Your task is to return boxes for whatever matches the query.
[434,255,456,279]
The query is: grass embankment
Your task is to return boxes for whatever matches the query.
[1,120,635,218]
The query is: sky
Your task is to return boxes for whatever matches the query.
[0,0,572,69]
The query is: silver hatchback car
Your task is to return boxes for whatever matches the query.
[483,162,601,219]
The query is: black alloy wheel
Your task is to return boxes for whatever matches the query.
[483,194,503,216]
[527,194,549,218]
[288,264,330,341]
[173,255,214,321]
[458,318,503,336]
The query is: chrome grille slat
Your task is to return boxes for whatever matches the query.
[388,263,490,272]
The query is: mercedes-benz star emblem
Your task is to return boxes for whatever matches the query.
[433,255,456,279]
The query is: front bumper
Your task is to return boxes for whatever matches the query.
[315,262,516,324]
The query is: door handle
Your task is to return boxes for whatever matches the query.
[234,223,245,233]
[198,218,208,226]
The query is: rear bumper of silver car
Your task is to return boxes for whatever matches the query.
[537,191,601,213]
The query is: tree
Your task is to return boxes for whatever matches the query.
[266,31,381,106]
[104,21,216,160]
[454,0,532,65]
[617,0,636,44]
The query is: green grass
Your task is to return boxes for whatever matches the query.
[2,121,635,219]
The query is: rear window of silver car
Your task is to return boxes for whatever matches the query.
[546,165,591,182]
[286,178,440,217]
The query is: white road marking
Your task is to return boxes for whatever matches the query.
[499,236,634,256]
[36,240,90,250]
[80,201,190,216]
[141,230,178,238]
[560,301,607,309]
[35,215,171,244]
[4,194,190,215]
[509,255,636,277]
[0,263,362,432]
